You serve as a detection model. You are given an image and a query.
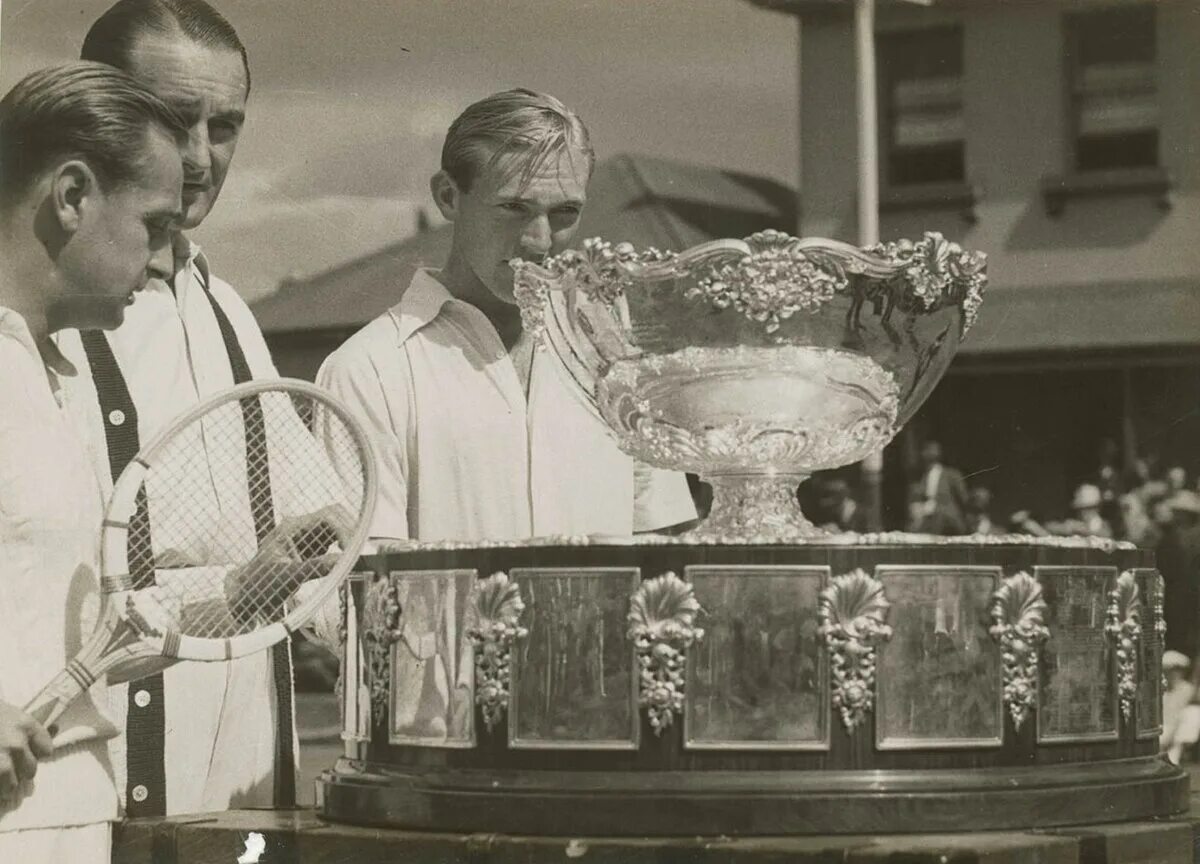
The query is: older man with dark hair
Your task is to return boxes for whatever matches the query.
[56,0,299,818]
[0,61,183,861]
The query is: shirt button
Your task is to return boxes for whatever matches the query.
[108,409,126,427]
[131,784,149,803]
[134,689,152,708]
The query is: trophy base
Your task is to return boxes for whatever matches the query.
[318,756,1186,836]
[326,540,1172,837]
[691,473,827,541]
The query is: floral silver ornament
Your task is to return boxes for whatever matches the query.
[869,231,989,331]
[688,230,843,334]
[988,571,1049,731]
[466,572,528,733]
[511,237,674,339]
[1154,571,1167,691]
[1106,570,1142,722]
[818,569,892,733]
[333,580,350,704]
[627,572,704,735]
[362,574,402,724]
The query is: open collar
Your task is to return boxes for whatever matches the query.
[0,306,76,379]
[389,269,456,347]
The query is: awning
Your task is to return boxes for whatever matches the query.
[960,278,1200,356]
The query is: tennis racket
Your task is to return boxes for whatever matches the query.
[25,378,377,730]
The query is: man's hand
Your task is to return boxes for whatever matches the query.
[225,506,353,623]
[0,701,53,803]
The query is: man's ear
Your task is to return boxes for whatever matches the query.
[430,170,460,223]
[50,160,97,235]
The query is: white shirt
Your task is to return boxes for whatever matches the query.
[317,269,696,542]
[0,308,118,833]
[55,239,294,815]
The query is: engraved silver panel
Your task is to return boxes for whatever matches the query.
[1135,569,1165,739]
[387,569,476,748]
[683,565,829,750]
[509,568,640,750]
[340,573,372,742]
[876,566,1004,750]
[1036,566,1119,743]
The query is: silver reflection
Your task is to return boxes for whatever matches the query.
[684,566,829,750]
[508,568,640,750]
[387,569,477,748]
[875,566,1004,750]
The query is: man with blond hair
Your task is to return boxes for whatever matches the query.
[0,61,184,861]
[320,89,695,543]
[317,89,695,737]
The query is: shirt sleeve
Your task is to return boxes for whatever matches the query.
[632,462,697,533]
[0,347,38,706]
[317,342,411,541]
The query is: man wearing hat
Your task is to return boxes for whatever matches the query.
[1063,483,1113,538]
[1011,483,1113,539]
[1161,650,1199,764]
[1158,490,1200,656]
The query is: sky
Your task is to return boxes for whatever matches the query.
[0,0,800,302]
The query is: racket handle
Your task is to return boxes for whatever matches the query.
[24,662,95,735]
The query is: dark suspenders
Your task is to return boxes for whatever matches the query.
[79,331,167,818]
[79,262,297,813]
[195,270,297,809]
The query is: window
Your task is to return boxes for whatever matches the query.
[878,26,965,188]
[1066,5,1158,173]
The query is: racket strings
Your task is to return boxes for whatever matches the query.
[124,390,369,641]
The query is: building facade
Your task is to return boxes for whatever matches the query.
[755,0,1200,524]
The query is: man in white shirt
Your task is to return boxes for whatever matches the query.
[317,90,695,738]
[0,62,184,861]
[318,89,696,544]
[55,0,299,816]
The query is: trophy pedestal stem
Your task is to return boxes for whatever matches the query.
[693,473,825,541]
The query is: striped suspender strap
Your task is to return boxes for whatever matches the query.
[196,268,298,808]
[78,331,168,817]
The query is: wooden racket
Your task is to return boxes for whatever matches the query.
[25,378,376,730]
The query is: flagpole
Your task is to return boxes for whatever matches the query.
[855,0,886,531]
[855,0,880,248]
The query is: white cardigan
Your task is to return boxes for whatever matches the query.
[0,308,118,833]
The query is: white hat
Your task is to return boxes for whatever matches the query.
[1163,650,1191,670]
[1071,484,1102,510]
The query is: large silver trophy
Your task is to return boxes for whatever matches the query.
[513,230,988,540]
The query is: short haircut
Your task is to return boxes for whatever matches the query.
[81,0,250,95]
[441,88,594,193]
[0,62,187,209]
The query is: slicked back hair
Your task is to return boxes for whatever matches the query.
[82,0,250,95]
[0,62,187,209]
[441,88,594,194]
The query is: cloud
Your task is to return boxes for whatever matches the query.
[2,0,799,306]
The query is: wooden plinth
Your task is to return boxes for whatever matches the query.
[111,788,1200,864]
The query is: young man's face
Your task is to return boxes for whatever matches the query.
[125,30,247,230]
[52,126,182,331]
[444,146,589,305]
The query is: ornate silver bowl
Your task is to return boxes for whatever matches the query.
[512,230,988,540]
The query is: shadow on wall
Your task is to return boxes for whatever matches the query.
[1004,193,1167,251]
